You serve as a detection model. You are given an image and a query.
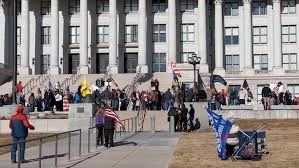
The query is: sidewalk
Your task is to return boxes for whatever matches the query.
[0,132,180,168]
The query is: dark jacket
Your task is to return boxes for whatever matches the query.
[189,107,195,119]
[262,86,272,97]
[104,116,115,129]
[10,112,34,138]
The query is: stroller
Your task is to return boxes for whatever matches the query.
[232,125,268,161]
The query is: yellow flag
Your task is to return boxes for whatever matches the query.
[80,78,91,97]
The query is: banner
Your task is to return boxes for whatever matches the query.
[211,75,227,86]
[206,108,232,160]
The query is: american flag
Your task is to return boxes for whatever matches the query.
[272,84,280,95]
[171,63,181,77]
[105,108,125,130]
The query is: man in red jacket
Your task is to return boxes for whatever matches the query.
[9,105,35,163]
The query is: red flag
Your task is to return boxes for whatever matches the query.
[105,108,125,130]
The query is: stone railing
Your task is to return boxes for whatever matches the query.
[225,70,242,76]
[285,70,299,74]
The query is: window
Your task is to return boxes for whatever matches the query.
[254,54,268,70]
[283,53,297,70]
[287,84,299,97]
[17,55,21,67]
[69,54,80,74]
[224,27,239,45]
[125,0,138,13]
[224,2,239,16]
[152,24,166,42]
[97,26,109,43]
[17,27,21,45]
[282,0,296,14]
[41,55,50,74]
[41,0,51,15]
[181,24,194,42]
[225,55,240,71]
[152,0,166,13]
[252,0,267,15]
[41,26,51,44]
[69,0,80,15]
[17,0,21,15]
[152,53,166,72]
[69,26,80,44]
[180,0,194,12]
[282,25,296,43]
[125,25,138,43]
[96,0,109,13]
[180,52,194,63]
[253,26,267,44]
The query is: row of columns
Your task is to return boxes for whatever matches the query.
[214,0,283,75]
[17,0,209,75]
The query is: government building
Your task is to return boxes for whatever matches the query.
[0,0,299,99]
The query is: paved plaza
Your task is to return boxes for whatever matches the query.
[0,132,180,168]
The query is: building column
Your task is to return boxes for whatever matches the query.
[213,0,225,75]
[19,0,30,75]
[79,0,89,74]
[273,0,283,74]
[242,0,254,75]
[49,0,60,74]
[137,0,148,73]
[168,0,176,71]
[108,0,118,74]
[0,2,5,65]
[198,0,209,73]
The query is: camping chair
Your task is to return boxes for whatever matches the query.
[232,125,267,161]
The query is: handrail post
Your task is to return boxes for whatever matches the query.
[95,127,98,149]
[79,129,82,157]
[151,116,155,133]
[55,135,58,167]
[128,119,130,133]
[39,138,42,168]
[88,129,90,153]
[68,132,71,160]
[134,117,137,132]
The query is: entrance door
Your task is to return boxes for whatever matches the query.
[96,53,109,74]
[124,53,138,73]
[69,54,80,74]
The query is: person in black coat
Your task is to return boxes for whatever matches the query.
[188,104,195,132]
[104,116,115,147]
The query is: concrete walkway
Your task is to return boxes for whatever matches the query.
[0,132,180,168]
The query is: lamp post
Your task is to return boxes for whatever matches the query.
[12,0,18,104]
[188,53,201,102]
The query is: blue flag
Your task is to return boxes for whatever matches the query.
[211,75,227,86]
[206,108,232,160]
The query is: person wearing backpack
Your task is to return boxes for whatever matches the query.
[96,107,105,146]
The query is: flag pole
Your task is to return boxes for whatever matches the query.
[12,0,18,104]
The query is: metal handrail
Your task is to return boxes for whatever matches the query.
[0,129,81,168]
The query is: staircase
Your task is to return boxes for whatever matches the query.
[125,66,143,96]
[60,73,82,91]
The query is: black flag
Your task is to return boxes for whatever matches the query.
[211,75,227,86]
[242,79,248,89]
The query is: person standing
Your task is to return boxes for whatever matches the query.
[104,115,115,147]
[95,107,105,146]
[10,105,35,163]
[16,81,23,104]
[262,84,272,110]
[180,104,188,132]
[163,88,173,110]
[238,88,247,105]
[28,93,36,112]
[188,104,195,132]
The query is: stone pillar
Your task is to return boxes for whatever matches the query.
[168,0,176,70]
[137,0,148,73]
[0,2,5,65]
[242,0,254,75]
[79,0,89,74]
[19,0,30,75]
[214,0,225,75]
[199,0,209,73]
[273,0,283,74]
[49,0,60,74]
[108,0,118,74]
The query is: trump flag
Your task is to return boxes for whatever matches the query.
[206,108,232,160]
